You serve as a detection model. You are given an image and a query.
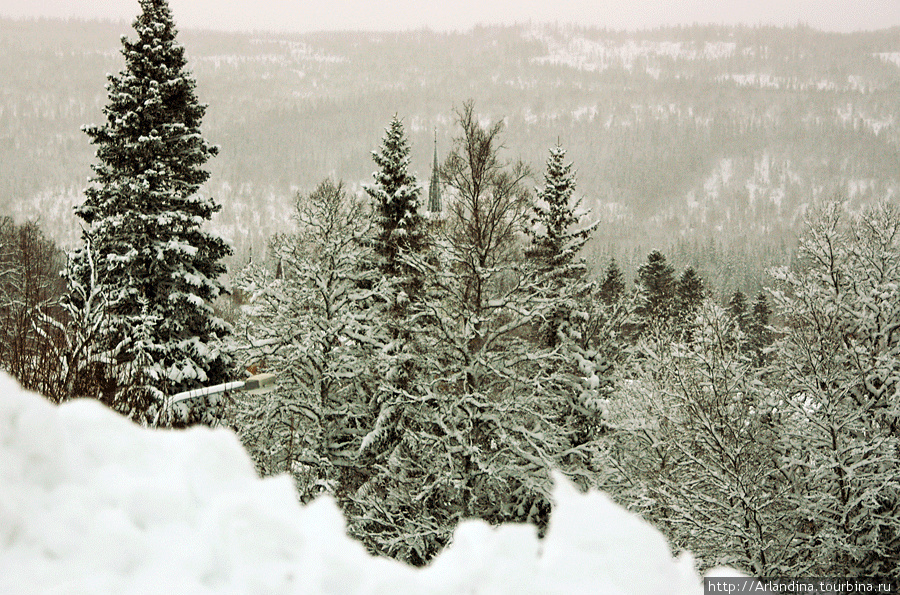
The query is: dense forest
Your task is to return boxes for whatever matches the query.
[2,18,899,292]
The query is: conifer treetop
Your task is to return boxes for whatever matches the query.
[364,115,426,273]
[79,0,218,226]
[599,258,626,305]
[527,144,598,276]
[635,250,677,322]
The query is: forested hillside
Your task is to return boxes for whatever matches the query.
[2,18,899,291]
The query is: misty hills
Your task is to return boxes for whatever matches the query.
[1,18,898,290]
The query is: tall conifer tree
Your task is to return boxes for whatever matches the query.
[747,291,773,366]
[526,144,597,279]
[364,115,426,289]
[526,144,598,347]
[67,0,231,423]
[726,290,749,327]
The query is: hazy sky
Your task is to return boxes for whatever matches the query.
[0,0,898,33]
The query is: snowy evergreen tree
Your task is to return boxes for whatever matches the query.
[746,292,772,366]
[353,120,437,559]
[726,290,748,328]
[675,267,704,319]
[518,143,615,443]
[634,250,676,329]
[526,144,598,279]
[364,115,427,293]
[67,0,231,423]
[673,266,704,340]
[361,115,432,423]
[525,144,598,347]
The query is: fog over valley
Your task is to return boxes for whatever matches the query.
[2,18,898,291]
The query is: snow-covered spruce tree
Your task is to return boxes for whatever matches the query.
[521,143,616,442]
[338,117,457,565]
[67,0,231,423]
[227,179,376,499]
[525,143,598,348]
[364,115,427,297]
[725,290,772,365]
[594,258,630,381]
[726,290,749,327]
[675,267,704,319]
[526,144,596,277]
[360,115,428,435]
[746,292,773,367]
[768,201,900,576]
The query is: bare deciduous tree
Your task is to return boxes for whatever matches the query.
[440,100,531,315]
[0,218,67,396]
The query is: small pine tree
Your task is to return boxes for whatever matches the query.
[726,290,749,330]
[67,0,231,423]
[635,250,676,327]
[675,267,704,318]
[598,259,625,306]
[674,267,705,340]
[747,292,773,366]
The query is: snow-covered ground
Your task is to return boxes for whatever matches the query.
[0,373,734,594]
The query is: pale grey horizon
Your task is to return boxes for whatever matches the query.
[0,0,898,33]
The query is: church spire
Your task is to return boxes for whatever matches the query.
[428,129,442,216]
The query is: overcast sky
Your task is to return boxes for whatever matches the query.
[0,0,898,33]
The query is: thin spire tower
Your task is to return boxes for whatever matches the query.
[427,129,442,216]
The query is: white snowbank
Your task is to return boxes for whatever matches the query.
[0,373,719,594]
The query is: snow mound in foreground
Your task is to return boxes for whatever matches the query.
[0,373,712,594]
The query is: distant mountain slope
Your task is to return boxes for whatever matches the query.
[2,18,898,287]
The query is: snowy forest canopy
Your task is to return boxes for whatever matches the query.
[1,3,899,582]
